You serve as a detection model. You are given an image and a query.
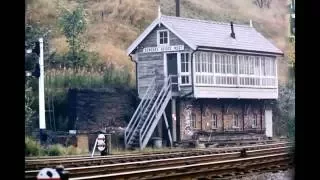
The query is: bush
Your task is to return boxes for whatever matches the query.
[65,146,84,155]
[25,136,86,157]
[25,137,41,156]
[46,144,64,156]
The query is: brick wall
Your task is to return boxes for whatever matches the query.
[179,99,266,140]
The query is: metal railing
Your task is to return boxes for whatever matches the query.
[139,75,174,149]
[125,75,175,149]
[124,77,156,148]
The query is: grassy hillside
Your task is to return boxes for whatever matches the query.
[26,0,290,82]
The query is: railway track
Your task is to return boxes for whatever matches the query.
[25,142,290,170]
[69,153,292,180]
[25,140,283,161]
[25,145,292,179]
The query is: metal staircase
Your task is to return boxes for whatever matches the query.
[125,76,173,150]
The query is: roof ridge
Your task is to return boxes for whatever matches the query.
[161,15,252,28]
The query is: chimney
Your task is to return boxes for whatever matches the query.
[230,21,236,39]
[158,5,161,19]
[176,0,180,17]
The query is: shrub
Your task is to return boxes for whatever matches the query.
[46,144,65,156]
[25,137,41,156]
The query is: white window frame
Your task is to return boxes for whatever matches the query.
[212,113,218,129]
[194,52,214,85]
[180,52,192,86]
[192,52,278,88]
[191,113,196,129]
[157,30,169,46]
[232,113,240,129]
[252,114,258,128]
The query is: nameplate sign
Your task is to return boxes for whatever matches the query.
[143,45,184,53]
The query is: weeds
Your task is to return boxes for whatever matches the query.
[25,136,87,157]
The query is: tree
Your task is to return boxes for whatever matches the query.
[58,5,88,67]
[288,40,295,69]
[25,79,35,134]
[273,82,295,138]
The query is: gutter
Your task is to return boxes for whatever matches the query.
[197,46,284,57]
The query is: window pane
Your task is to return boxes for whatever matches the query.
[159,31,168,44]
[212,114,217,128]
[186,60,189,72]
[271,59,276,76]
[255,57,260,76]
[261,57,265,76]
[192,113,196,128]
[232,56,237,74]
[181,63,185,72]
[182,76,186,84]
[221,55,226,74]
[163,31,168,38]
[181,53,185,63]
[215,54,220,73]
[163,38,168,44]
[197,57,201,72]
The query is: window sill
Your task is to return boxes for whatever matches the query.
[157,44,170,47]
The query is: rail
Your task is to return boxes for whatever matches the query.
[25,144,292,179]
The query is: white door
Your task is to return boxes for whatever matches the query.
[265,110,273,137]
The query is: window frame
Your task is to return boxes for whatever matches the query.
[191,113,196,129]
[157,30,170,46]
[180,53,192,86]
[233,113,240,128]
[252,114,258,128]
[212,113,218,129]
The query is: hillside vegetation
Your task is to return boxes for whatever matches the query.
[26,0,291,82]
[25,0,294,134]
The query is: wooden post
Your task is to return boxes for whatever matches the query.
[157,117,163,139]
[260,102,264,131]
[105,134,111,155]
[171,98,177,142]
[242,103,245,131]
[200,100,203,130]
[221,103,224,131]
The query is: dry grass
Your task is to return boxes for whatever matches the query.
[26,0,291,82]
[25,0,58,25]
[50,36,69,54]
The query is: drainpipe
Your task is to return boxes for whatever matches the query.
[129,54,138,92]
[190,49,199,98]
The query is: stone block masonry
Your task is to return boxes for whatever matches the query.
[68,86,139,131]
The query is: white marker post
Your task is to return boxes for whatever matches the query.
[38,38,46,142]
[39,38,46,130]
[91,134,106,157]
